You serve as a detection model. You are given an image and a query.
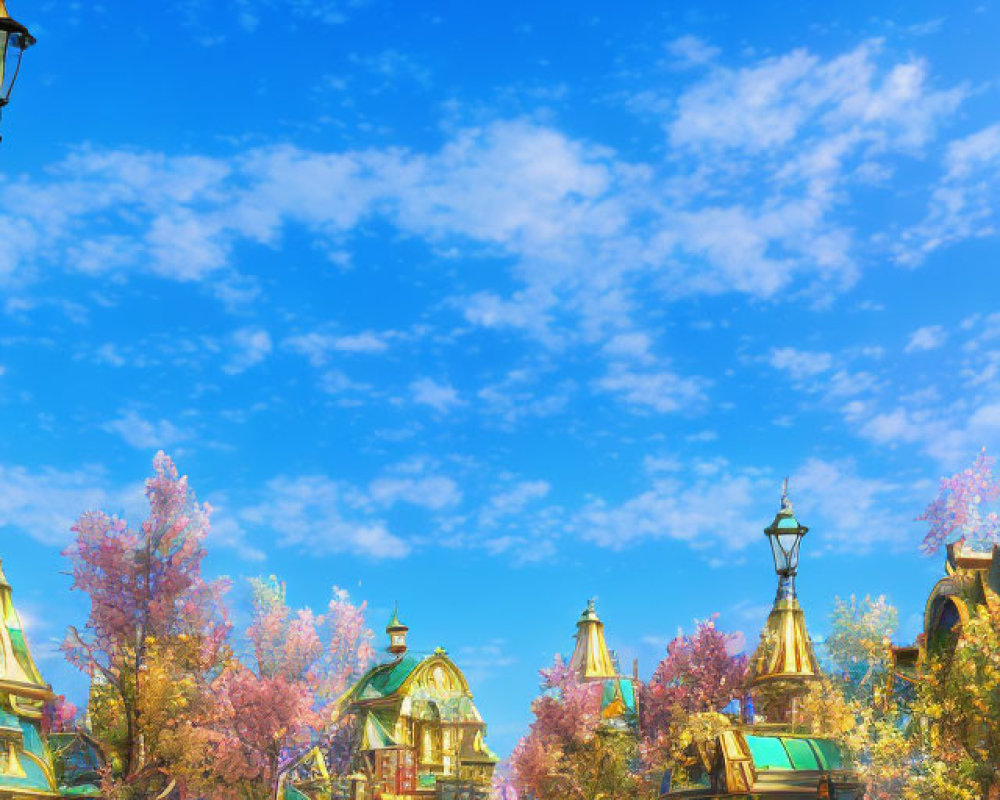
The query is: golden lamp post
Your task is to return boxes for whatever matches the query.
[748,479,821,722]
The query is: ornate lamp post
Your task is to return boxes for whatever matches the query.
[748,479,820,715]
[0,0,35,136]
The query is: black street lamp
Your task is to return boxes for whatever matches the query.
[764,477,808,598]
[0,0,35,133]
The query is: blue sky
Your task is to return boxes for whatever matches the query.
[2,0,1000,756]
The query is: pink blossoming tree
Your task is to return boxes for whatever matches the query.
[510,656,639,800]
[640,617,747,788]
[62,451,231,792]
[196,576,375,800]
[918,447,1000,554]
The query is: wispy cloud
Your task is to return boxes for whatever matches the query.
[595,364,707,414]
[223,328,272,375]
[102,411,192,450]
[241,475,411,559]
[905,324,947,352]
[0,464,138,546]
[411,377,462,413]
[285,330,390,365]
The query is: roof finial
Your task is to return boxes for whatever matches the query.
[780,476,793,513]
[387,602,406,631]
[587,597,596,614]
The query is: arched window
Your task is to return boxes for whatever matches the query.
[927,595,962,655]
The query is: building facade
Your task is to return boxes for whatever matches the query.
[0,558,59,799]
[891,540,1000,686]
[338,611,497,800]
[0,558,102,800]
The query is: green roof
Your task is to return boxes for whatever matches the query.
[355,654,421,700]
[744,735,845,772]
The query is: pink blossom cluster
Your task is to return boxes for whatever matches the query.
[918,447,1000,555]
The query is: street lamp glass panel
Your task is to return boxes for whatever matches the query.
[769,529,803,574]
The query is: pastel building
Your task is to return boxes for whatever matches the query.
[0,557,58,799]
[338,609,497,800]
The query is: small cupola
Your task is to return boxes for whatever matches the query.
[386,603,409,656]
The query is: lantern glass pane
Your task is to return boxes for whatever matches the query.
[0,31,9,97]
[782,531,802,571]
[769,535,785,573]
[777,531,799,556]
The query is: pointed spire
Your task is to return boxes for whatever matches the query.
[569,599,617,681]
[748,595,821,689]
[0,557,53,707]
[387,602,403,630]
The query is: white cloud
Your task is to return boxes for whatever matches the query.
[666,35,720,68]
[576,465,769,551]
[285,330,389,365]
[790,458,913,550]
[573,457,914,554]
[411,377,462,413]
[487,480,550,517]
[595,364,706,413]
[905,324,947,352]
[241,475,411,559]
[476,368,572,426]
[602,331,653,362]
[0,464,140,546]
[102,411,191,450]
[900,124,1000,263]
[670,41,962,154]
[0,45,983,359]
[453,639,517,685]
[223,328,272,375]
[368,475,461,510]
[768,347,834,379]
[205,504,266,562]
[320,369,372,397]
